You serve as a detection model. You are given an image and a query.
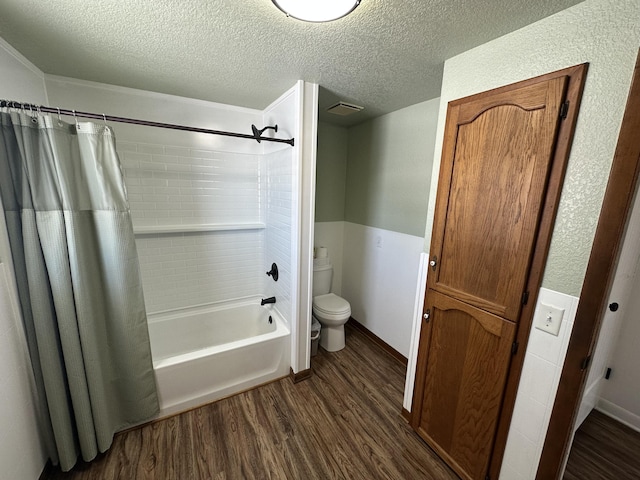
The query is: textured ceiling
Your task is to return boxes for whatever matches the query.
[0,0,583,126]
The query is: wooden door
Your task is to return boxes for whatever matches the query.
[414,290,516,480]
[412,70,579,480]
[429,76,567,321]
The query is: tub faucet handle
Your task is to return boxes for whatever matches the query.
[261,297,276,306]
[266,263,279,281]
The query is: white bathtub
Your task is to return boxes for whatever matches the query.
[147,299,290,417]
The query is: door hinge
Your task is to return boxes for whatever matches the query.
[560,100,570,119]
[580,355,592,370]
[522,291,529,305]
[511,341,519,355]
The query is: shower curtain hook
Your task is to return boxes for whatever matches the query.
[72,109,79,129]
[57,108,64,127]
[102,113,108,128]
[28,104,38,123]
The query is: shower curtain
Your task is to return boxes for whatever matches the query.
[0,111,159,471]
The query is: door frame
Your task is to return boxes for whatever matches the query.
[536,50,640,479]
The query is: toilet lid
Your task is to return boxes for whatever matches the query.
[313,293,351,316]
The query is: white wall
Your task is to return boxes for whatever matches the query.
[576,184,640,431]
[596,186,640,430]
[599,266,640,430]
[45,76,262,154]
[0,36,48,480]
[296,82,319,372]
[406,1,640,478]
[342,222,424,357]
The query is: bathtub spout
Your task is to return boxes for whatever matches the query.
[261,297,276,306]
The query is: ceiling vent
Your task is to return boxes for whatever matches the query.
[326,102,364,116]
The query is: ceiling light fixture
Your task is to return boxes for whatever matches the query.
[272,0,361,23]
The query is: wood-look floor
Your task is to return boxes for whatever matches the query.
[46,326,457,480]
[564,409,640,480]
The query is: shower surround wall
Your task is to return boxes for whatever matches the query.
[261,84,306,359]
[120,143,264,312]
[44,75,298,334]
[264,147,293,326]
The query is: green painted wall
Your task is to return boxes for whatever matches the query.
[427,0,640,296]
[315,122,348,222]
[344,98,440,237]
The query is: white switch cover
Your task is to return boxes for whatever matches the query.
[534,303,564,336]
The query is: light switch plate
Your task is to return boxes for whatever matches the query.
[534,303,564,336]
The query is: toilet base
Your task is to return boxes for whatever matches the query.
[320,324,345,352]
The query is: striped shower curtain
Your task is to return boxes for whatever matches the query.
[0,111,158,471]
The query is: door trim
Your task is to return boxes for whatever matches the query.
[536,50,640,479]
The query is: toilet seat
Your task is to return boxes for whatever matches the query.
[313,293,351,318]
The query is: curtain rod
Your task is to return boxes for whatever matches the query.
[0,100,295,147]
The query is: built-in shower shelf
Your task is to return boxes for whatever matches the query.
[133,223,265,235]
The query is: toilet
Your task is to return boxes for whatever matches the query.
[312,247,351,352]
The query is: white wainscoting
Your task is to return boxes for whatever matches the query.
[499,288,579,480]
[341,222,424,358]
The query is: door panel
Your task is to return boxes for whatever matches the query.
[414,290,516,480]
[429,77,567,321]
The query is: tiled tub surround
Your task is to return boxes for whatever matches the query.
[135,230,264,314]
[120,142,261,229]
[119,141,269,313]
[265,147,293,327]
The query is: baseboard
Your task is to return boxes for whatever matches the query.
[290,367,312,383]
[596,398,640,433]
[347,317,408,367]
[401,407,411,422]
[574,378,602,432]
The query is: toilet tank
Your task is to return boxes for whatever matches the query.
[313,264,333,297]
